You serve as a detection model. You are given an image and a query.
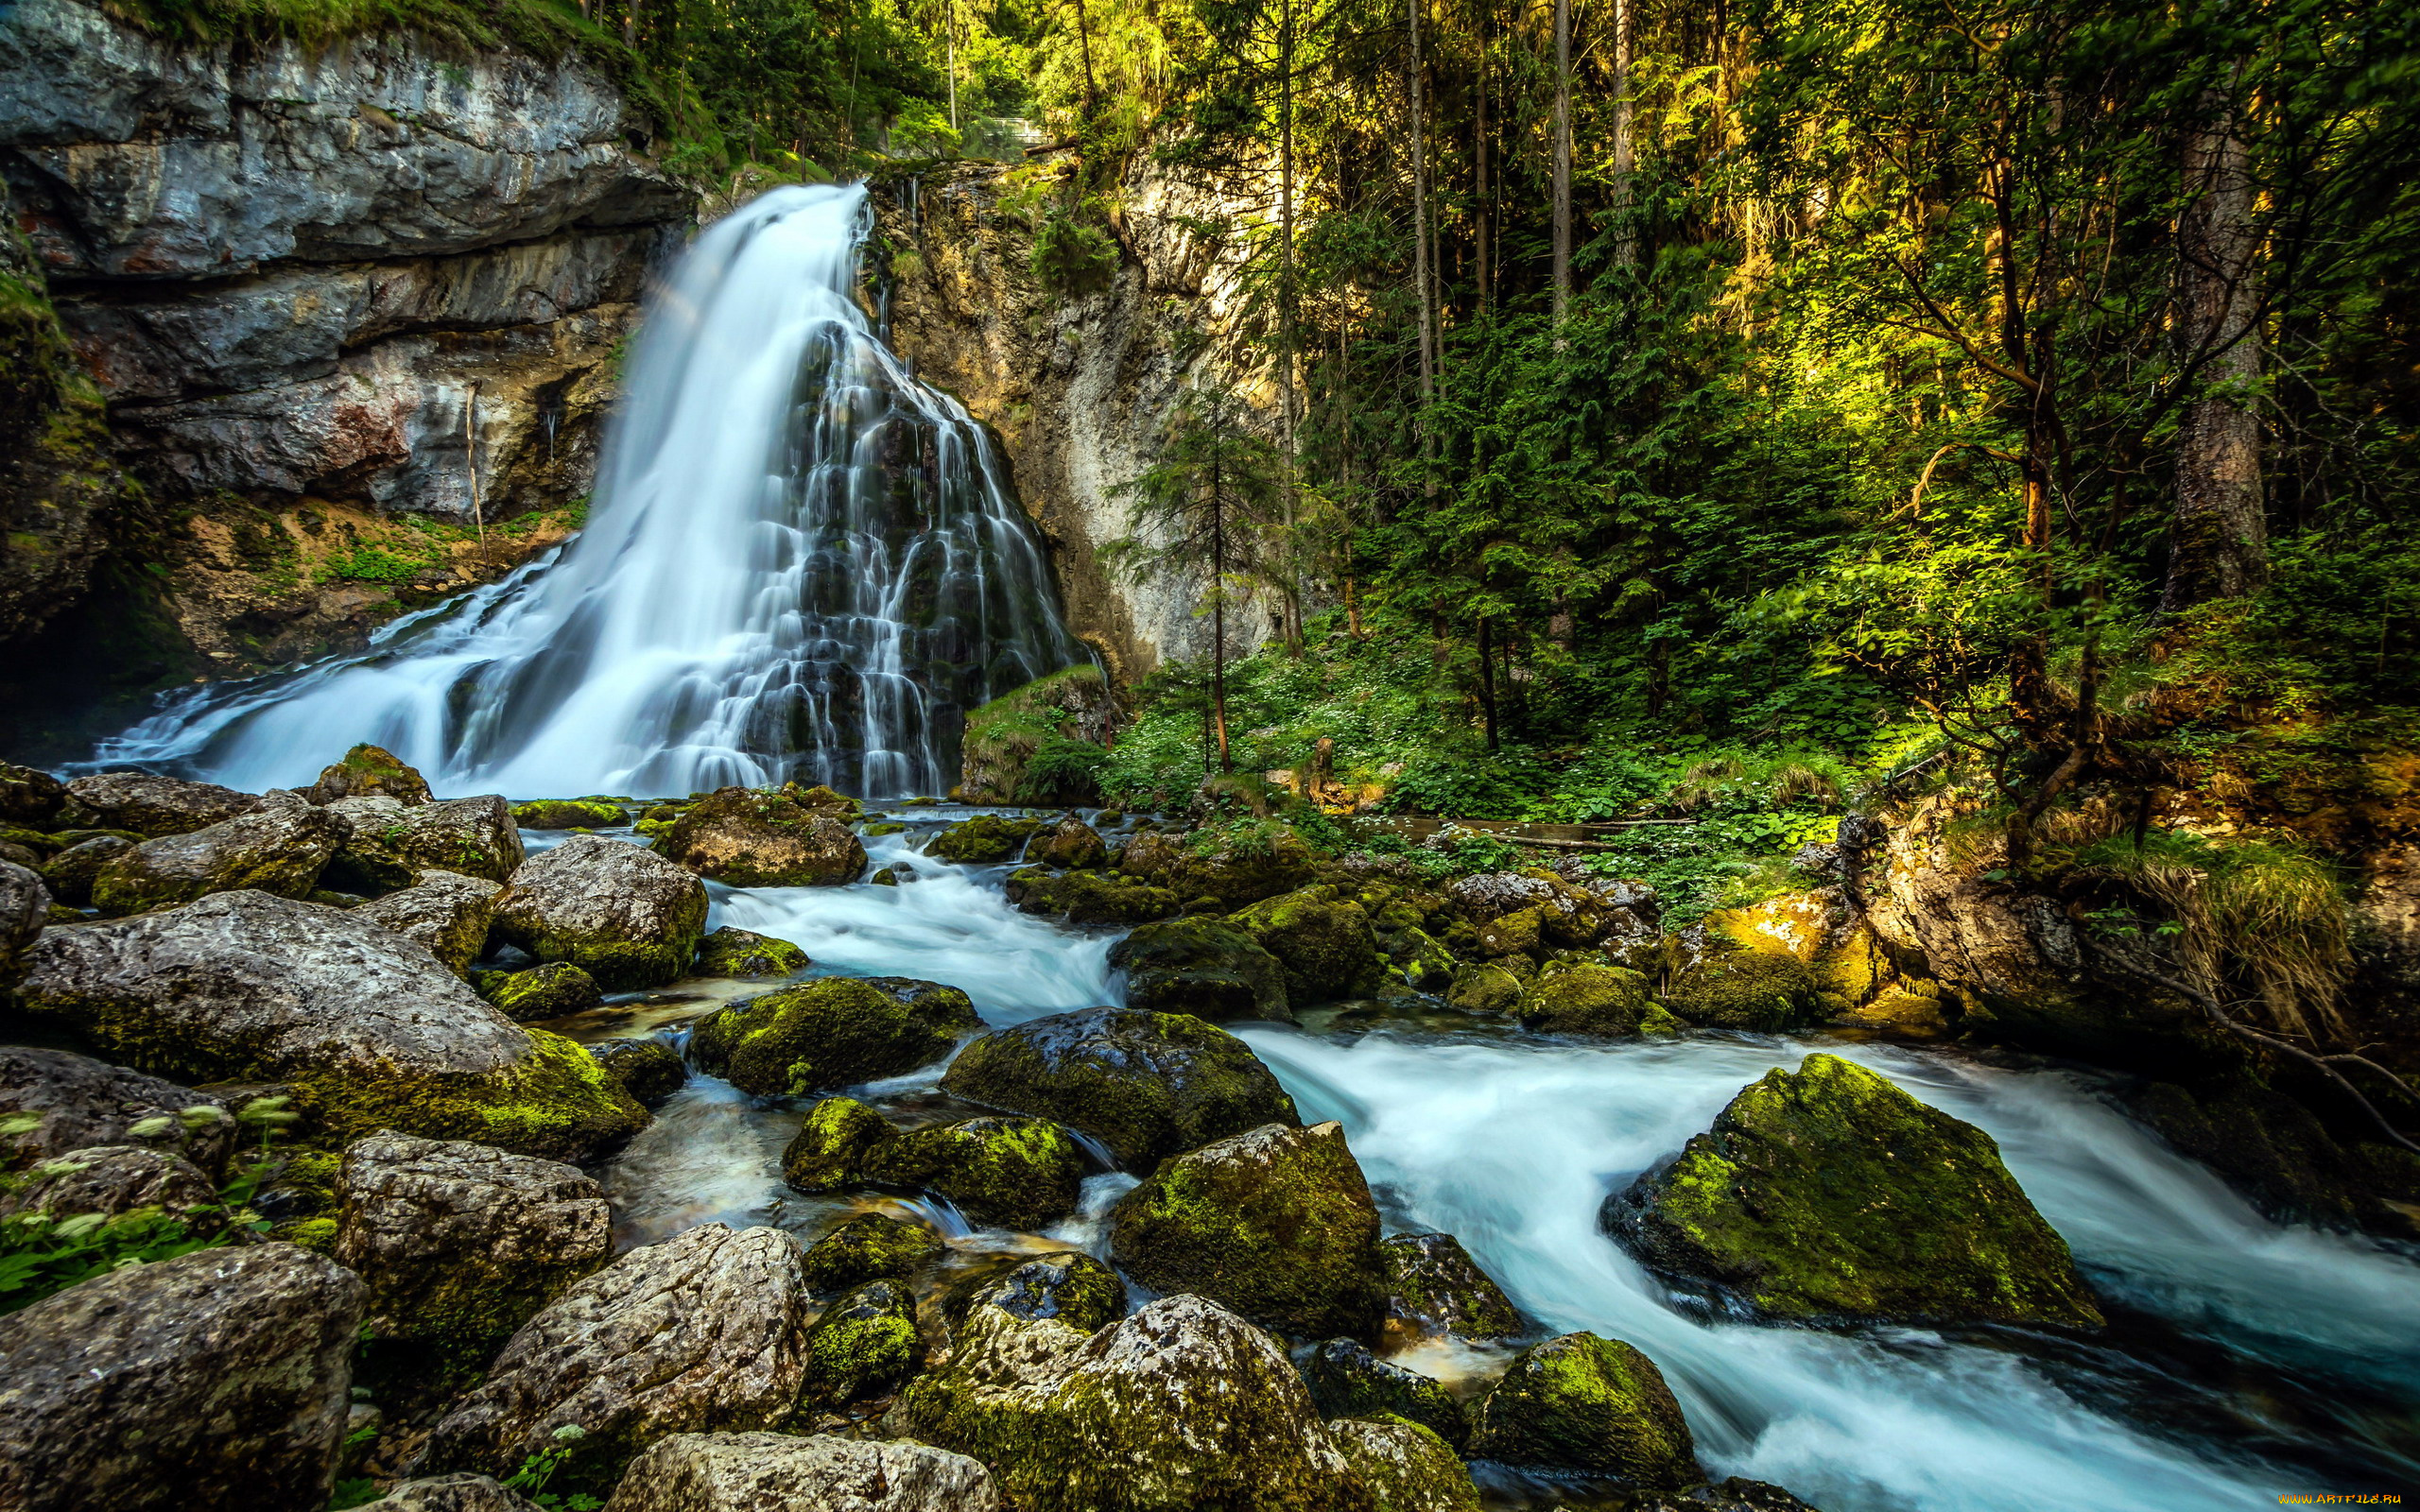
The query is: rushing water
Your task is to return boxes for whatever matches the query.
[95,185,1086,798]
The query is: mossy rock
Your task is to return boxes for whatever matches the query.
[0,762,65,828]
[589,1038,688,1105]
[656,785,866,886]
[779,782,863,818]
[957,666,1117,805]
[1007,867,1184,925]
[938,1249,1126,1342]
[1467,1332,1702,1488]
[1030,816,1110,869]
[693,925,810,979]
[1114,826,1328,911]
[1443,962,1523,1015]
[1108,916,1290,1022]
[474,962,604,1022]
[784,1096,896,1191]
[1377,926,1459,992]
[0,824,62,857]
[798,1279,922,1410]
[1516,962,1665,1038]
[940,1007,1300,1169]
[869,868,901,886]
[325,794,524,894]
[800,1212,947,1293]
[1224,885,1384,1001]
[307,746,432,806]
[1661,948,1823,1032]
[1377,1232,1521,1340]
[1603,1053,2104,1329]
[1110,1121,1386,1339]
[863,1115,1086,1229]
[512,799,626,830]
[691,976,979,1096]
[37,833,131,907]
[863,821,908,836]
[1302,1339,1466,1450]
[1327,1415,1482,1512]
[927,814,1046,864]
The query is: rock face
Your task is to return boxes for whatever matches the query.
[657,786,867,886]
[356,868,505,975]
[601,1433,1001,1512]
[329,795,526,894]
[0,0,693,686]
[1467,1332,1702,1489]
[1110,917,1292,1022]
[334,1132,614,1364]
[1111,1121,1386,1339]
[0,1044,236,1175]
[0,1242,366,1512]
[692,977,979,1096]
[58,771,261,835]
[939,1006,1299,1168]
[15,889,646,1159]
[419,1224,813,1486]
[1604,1054,2103,1329]
[89,788,344,914]
[491,834,707,989]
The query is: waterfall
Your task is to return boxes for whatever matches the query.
[94,184,1088,799]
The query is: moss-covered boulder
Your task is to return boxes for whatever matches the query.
[1467,1332,1702,1487]
[1115,827,1325,911]
[1443,962,1523,1015]
[957,666,1117,805]
[657,786,866,886]
[355,868,502,977]
[1030,815,1109,870]
[694,976,979,1096]
[1377,1232,1521,1340]
[1661,947,1824,1032]
[1376,926,1459,993]
[490,834,707,990]
[90,791,344,916]
[784,1101,1085,1230]
[693,926,809,978]
[14,890,647,1160]
[900,1292,1378,1512]
[799,1213,946,1293]
[36,833,132,907]
[940,1007,1299,1168]
[782,1096,895,1190]
[1326,1416,1482,1512]
[0,858,47,974]
[1007,867,1184,924]
[325,794,526,894]
[798,1279,922,1410]
[1223,886,1383,1001]
[1516,962,1674,1038]
[1474,906,1545,959]
[59,772,260,836]
[475,961,605,1021]
[0,762,65,828]
[1603,1054,2103,1328]
[1301,1339,1466,1449]
[927,814,1046,865]
[1109,917,1290,1022]
[304,746,432,806]
[1110,1121,1386,1339]
[511,798,625,830]
[590,1039,688,1105]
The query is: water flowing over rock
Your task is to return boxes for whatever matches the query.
[97,185,1088,798]
[600,1433,1000,1512]
[0,1243,366,1512]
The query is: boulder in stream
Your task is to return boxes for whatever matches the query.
[356,868,504,976]
[511,799,626,830]
[1301,1338,1467,1450]
[1030,814,1109,869]
[600,1432,999,1512]
[1224,885,1385,1001]
[1115,827,1324,910]
[1466,1331,1702,1488]
[783,1099,1084,1229]
[475,961,607,1021]
[1604,1053,2103,1329]
[799,1212,946,1293]
[1325,1417,1481,1512]
[304,745,433,806]
[58,771,261,835]
[1659,944,1825,1032]
[657,785,866,886]
[490,833,706,989]
[1108,917,1291,1022]
[926,814,1044,864]
[1378,1231,1522,1341]
[1006,867,1184,925]
[90,789,344,914]
[590,1039,688,1104]
[798,1278,922,1409]
[693,925,809,978]
[1110,1120,1386,1340]
[939,1006,1299,1168]
[692,976,977,1096]
[326,794,526,893]
[1516,961,1675,1038]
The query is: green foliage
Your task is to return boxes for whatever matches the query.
[1030,205,1121,294]
[1017,734,1111,801]
[502,1424,605,1511]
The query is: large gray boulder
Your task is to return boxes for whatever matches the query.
[0,858,49,975]
[353,1477,538,1512]
[601,1433,999,1512]
[334,1132,613,1366]
[91,789,344,915]
[0,1045,236,1175]
[57,771,261,835]
[0,1243,366,1512]
[35,833,131,906]
[328,795,526,894]
[0,1142,218,1220]
[356,869,506,976]
[14,890,646,1160]
[656,786,867,886]
[491,834,707,989]
[417,1224,813,1486]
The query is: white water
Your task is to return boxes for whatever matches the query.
[95,185,1085,799]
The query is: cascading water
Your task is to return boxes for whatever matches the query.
[94,184,1087,798]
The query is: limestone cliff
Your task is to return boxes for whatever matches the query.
[0,0,693,749]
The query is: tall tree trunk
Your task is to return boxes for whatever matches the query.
[1475,0,1492,315]
[1477,615,1499,749]
[1074,0,1101,118]
[1611,0,1635,267]
[945,0,959,131]
[1278,0,1303,636]
[1408,0,1438,488]
[1212,453,1232,771]
[2164,85,2267,611]
[1550,0,1572,325]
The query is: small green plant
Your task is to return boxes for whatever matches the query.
[1030,206,1119,296]
[1016,734,1110,802]
[502,1425,604,1511]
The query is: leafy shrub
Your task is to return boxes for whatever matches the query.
[1031,209,1119,296]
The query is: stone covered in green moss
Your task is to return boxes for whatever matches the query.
[1326,1416,1482,1512]
[325,794,526,894]
[693,976,978,1096]
[1108,917,1290,1022]
[928,814,1046,864]
[0,763,65,828]
[1377,926,1460,993]
[1030,815,1110,869]
[657,785,866,886]
[1008,867,1184,925]
[1467,1332,1702,1487]
[800,1212,946,1293]
[940,1006,1299,1168]
[783,1096,895,1190]
[1661,947,1824,1032]
[1517,962,1659,1037]
[590,1038,688,1105]
[511,798,626,829]
[693,925,810,978]
[354,868,502,977]
[1443,962,1524,1015]
[37,833,131,906]
[798,1278,922,1409]
[90,791,344,915]
[1302,1339,1467,1449]
[864,1115,1086,1229]
[942,1250,1126,1349]
[306,746,433,806]
[1224,886,1384,1001]
[1110,1120,1386,1339]
[1605,1053,2103,1329]
[1115,827,1327,911]
[1377,1232,1521,1340]
[475,961,605,1021]
[490,834,707,990]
